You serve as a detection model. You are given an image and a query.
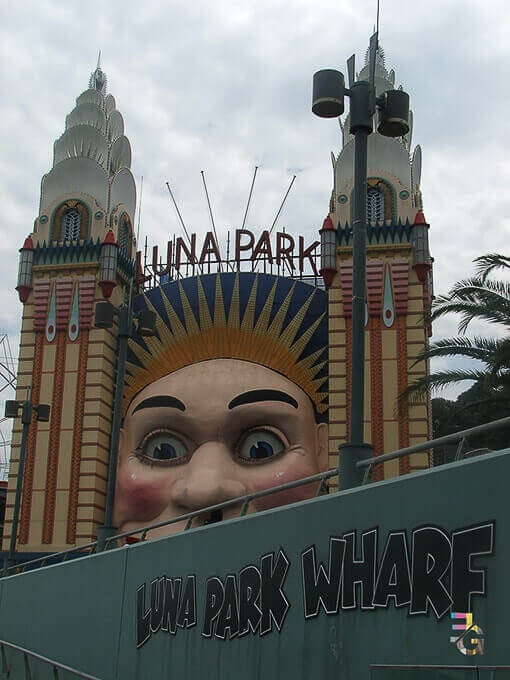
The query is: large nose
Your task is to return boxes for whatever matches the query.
[171,441,247,511]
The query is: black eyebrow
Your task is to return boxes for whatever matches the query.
[228,389,298,410]
[132,395,186,414]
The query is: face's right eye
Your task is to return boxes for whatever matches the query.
[236,429,286,463]
[140,433,189,464]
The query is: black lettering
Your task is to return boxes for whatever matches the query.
[260,550,290,635]
[410,527,452,618]
[202,577,225,638]
[161,578,182,635]
[373,532,411,608]
[216,575,240,639]
[150,577,165,633]
[177,575,196,628]
[451,522,494,611]
[302,539,345,618]
[136,583,151,648]
[239,565,262,636]
[463,625,484,653]
[341,530,377,609]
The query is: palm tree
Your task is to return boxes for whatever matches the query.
[404,253,510,405]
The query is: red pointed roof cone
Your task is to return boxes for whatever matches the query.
[319,215,335,233]
[413,210,427,226]
[20,236,35,251]
[103,228,117,245]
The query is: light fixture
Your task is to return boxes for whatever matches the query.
[377,89,410,137]
[312,69,345,118]
[94,301,115,329]
[137,309,157,337]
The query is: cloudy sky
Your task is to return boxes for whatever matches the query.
[0,0,509,441]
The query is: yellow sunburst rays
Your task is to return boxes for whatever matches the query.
[123,273,328,414]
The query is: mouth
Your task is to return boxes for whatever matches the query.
[202,509,224,525]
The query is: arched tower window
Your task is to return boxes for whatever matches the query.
[61,209,81,241]
[367,187,385,222]
[52,200,89,241]
[119,214,132,255]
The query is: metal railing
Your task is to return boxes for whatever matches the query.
[370,664,510,677]
[0,639,102,679]
[357,415,510,483]
[3,469,338,576]
[4,415,510,578]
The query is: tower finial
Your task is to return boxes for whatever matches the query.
[89,53,107,95]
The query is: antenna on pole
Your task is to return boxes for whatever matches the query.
[200,170,222,272]
[376,0,380,36]
[165,182,203,274]
[269,175,296,235]
[136,175,143,244]
[368,30,378,114]
[242,166,258,229]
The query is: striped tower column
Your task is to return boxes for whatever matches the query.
[42,278,73,544]
[366,260,384,481]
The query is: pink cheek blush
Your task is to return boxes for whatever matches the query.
[116,470,173,522]
[250,462,319,512]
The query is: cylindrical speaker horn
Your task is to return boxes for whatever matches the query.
[94,301,115,329]
[138,309,157,337]
[312,69,345,118]
[377,89,410,137]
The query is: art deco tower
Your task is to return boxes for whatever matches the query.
[321,45,433,482]
[3,59,137,554]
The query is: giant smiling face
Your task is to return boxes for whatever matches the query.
[114,358,328,539]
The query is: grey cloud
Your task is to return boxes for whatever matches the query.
[1,0,509,408]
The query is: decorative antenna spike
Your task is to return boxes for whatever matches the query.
[177,281,200,335]
[161,287,187,341]
[347,54,355,89]
[97,50,101,70]
[240,276,258,332]
[254,280,278,335]
[214,273,227,327]
[197,277,213,330]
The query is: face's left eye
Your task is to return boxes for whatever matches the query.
[142,433,188,463]
[237,429,286,462]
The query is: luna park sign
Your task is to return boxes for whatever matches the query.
[144,229,320,277]
[136,521,494,647]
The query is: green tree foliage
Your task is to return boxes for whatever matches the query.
[405,253,510,400]
[404,253,510,459]
[432,382,510,463]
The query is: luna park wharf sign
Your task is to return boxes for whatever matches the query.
[140,228,321,279]
[136,521,494,647]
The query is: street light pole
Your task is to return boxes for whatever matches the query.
[6,401,31,571]
[3,393,50,574]
[94,293,156,551]
[312,33,410,489]
[338,81,374,489]
[349,82,370,446]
